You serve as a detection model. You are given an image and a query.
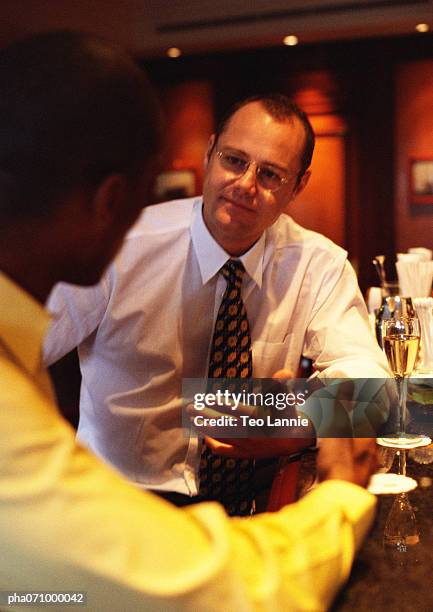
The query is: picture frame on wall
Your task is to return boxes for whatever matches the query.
[409,158,433,205]
[154,169,196,202]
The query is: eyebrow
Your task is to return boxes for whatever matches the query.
[220,146,290,175]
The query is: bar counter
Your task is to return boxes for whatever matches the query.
[332,448,433,612]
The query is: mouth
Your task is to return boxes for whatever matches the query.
[221,196,257,214]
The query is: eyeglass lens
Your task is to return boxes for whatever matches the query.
[217,151,287,191]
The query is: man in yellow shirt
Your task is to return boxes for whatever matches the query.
[0,30,377,611]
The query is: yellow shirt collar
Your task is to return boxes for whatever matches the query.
[0,271,51,376]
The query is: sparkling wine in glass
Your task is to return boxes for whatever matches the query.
[381,317,423,448]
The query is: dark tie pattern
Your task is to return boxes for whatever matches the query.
[199,260,255,516]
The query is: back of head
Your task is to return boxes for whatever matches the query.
[0,30,161,220]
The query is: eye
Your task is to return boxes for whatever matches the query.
[259,166,282,182]
[223,153,247,171]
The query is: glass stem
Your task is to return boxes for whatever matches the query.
[398,449,406,475]
[396,375,407,436]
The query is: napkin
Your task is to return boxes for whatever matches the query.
[413,297,433,373]
[408,247,433,261]
[397,253,424,263]
[396,260,433,298]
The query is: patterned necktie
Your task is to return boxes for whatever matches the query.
[199,259,255,516]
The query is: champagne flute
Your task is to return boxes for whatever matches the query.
[381,317,423,448]
[383,450,420,565]
[383,491,420,564]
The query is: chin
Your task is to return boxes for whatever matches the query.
[216,203,246,227]
[62,261,109,288]
[63,273,102,287]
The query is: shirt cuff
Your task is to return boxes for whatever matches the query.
[305,479,377,551]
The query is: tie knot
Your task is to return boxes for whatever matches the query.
[221,259,245,284]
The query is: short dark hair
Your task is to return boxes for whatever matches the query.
[214,93,315,180]
[0,30,162,219]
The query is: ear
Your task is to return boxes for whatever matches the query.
[90,173,130,231]
[293,170,311,199]
[204,134,216,169]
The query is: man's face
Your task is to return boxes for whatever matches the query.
[202,102,310,255]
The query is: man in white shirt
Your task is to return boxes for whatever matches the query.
[44,94,389,501]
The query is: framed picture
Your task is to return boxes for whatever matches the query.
[154,169,196,202]
[409,158,433,205]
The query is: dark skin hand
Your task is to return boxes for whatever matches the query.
[317,438,379,488]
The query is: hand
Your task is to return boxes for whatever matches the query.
[317,438,378,488]
[202,368,313,459]
[204,436,315,459]
[272,368,295,379]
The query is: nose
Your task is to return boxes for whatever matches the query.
[234,161,257,195]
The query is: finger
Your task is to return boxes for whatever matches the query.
[316,438,354,482]
[208,437,316,459]
[204,437,248,458]
[205,437,269,458]
[353,438,379,473]
[188,400,256,418]
[352,438,377,460]
[272,369,294,380]
[187,403,232,417]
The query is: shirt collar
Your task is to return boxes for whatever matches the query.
[191,198,265,288]
[0,271,51,376]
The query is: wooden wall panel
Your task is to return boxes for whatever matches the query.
[288,115,346,247]
[395,60,433,252]
[158,80,214,194]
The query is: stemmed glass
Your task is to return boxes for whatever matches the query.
[381,317,423,448]
[383,450,420,565]
[383,493,419,562]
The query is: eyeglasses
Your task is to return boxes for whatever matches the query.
[215,149,295,192]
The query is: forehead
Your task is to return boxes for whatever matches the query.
[218,102,305,169]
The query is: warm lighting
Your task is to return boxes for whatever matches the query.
[415,23,429,33]
[167,47,181,58]
[283,35,298,47]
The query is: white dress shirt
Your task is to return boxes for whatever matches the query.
[44,197,389,494]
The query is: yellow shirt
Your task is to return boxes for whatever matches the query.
[0,271,376,611]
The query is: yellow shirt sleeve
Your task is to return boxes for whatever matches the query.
[218,480,375,611]
[0,356,375,612]
[0,270,375,612]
